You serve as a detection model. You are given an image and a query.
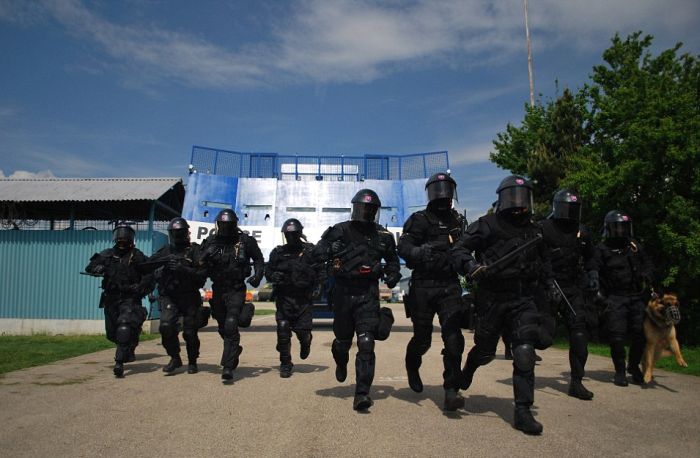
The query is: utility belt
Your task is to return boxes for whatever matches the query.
[411,277,459,288]
[335,278,379,296]
[480,278,537,297]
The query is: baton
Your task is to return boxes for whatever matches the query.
[552,279,577,317]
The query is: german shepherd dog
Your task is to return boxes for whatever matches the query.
[642,293,687,383]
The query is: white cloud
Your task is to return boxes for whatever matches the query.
[3,0,698,89]
[447,141,495,166]
[0,169,55,179]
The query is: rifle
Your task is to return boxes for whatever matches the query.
[139,254,193,271]
[330,244,369,274]
[80,271,103,277]
[473,233,543,277]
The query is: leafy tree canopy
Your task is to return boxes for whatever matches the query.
[491,32,700,343]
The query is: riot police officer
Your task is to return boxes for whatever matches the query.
[313,189,401,411]
[85,223,153,377]
[452,176,557,435]
[587,210,654,386]
[538,190,595,400]
[265,219,320,378]
[199,209,265,380]
[398,172,466,411]
[145,218,208,375]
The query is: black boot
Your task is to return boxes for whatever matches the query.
[353,394,373,411]
[443,388,465,411]
[406,355,423,393]
[568,378,594,400]
[614,371,628,387]
[221,367,233,380]
[627,365,644,385]
[280,363,293,378]
[504,345,513,360]
[126,348,136,363]
[514,407,543,435]
[335,361,347,382]
[113,362,124,378]
[460,364,476,390]
[163,355,183,374]
[187,360,198,374]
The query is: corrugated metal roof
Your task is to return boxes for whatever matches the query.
[0,177,183,202]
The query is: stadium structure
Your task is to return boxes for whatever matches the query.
[182,146,457,259]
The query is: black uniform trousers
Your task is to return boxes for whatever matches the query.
[465,290,542,408]
[406,279,464,390]
[603,294,646,372]
[274,289,313,365]
[210,284,246,369]
[331,280,380,396]
[158,291,202,362]
[103,295,146,363]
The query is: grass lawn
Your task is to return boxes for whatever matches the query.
[254,308,276,316]
[0,333,159,375]
[554,339,700,377]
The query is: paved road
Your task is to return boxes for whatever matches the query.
[1,303,699,457]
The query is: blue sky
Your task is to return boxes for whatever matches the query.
[1,0,698,218]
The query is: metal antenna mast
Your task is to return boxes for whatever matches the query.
[524,0,535,107]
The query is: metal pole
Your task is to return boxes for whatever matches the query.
[524,0,535,108]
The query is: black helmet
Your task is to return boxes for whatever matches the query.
[215,209,238,237]
[603,210,633,239]
[281,218,305,246]
[425,172,457,203]
[351,189,381,223]
[168,217,190,245]
[281,218,303,233]
[496,175,533,214]
[113,222,135,251]
[551,189,582,221]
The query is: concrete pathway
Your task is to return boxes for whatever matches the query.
[1,303,699,457]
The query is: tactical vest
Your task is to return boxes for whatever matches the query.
[204,233,253,286]
[540,219,583,281]
[598,241,645,294]
[272,243,316,290]
[335,222,390,281]
[155,244,200,294]
[99,248,142,295]
[408,209,462,279]
[478,214,542,282]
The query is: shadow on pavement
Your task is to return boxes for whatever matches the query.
[223,366,272,384]
[462,394,517,426]
[124,362,161,375]
[132,353,162,362]
[289,364,329,374]
[315,384,395,403]
[392,385,471,418]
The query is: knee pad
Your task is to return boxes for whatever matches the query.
[159,320,177,338]
[182,326,197,341]
[332,339,351,362]
[409,336,431,356]
[277,320,291,342]
[239,302,255,328]
[224,316,238,336]
[444,331,465,357]
[115,324,131,345]
[357,333,375,354]
[513,343,536,371]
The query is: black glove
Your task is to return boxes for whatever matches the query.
[410,245,432,262]
[247,274,262,288]
[330,240,346,254]
[91,264,106,275]
[269,271,285,283]
[585,271,599,292]
[166,258,180,271]
[384,271,402,289]
[466,260,487,281]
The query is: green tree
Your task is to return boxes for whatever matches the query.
[491,32,700,343]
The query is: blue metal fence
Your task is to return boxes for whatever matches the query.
[190,146,448,181]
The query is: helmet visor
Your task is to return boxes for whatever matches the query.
[169,228,189,244]
[498,187,533,213]
[553,202,582,221]
[427,181,457,202]
[216,220,237,237]
[351,203,380,223]
[113,227,134,242]
[607,221,632,238]
[284,232,303,246]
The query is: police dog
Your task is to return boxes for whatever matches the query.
[642,293,687,383]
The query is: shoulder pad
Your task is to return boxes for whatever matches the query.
[321,225,342,241]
